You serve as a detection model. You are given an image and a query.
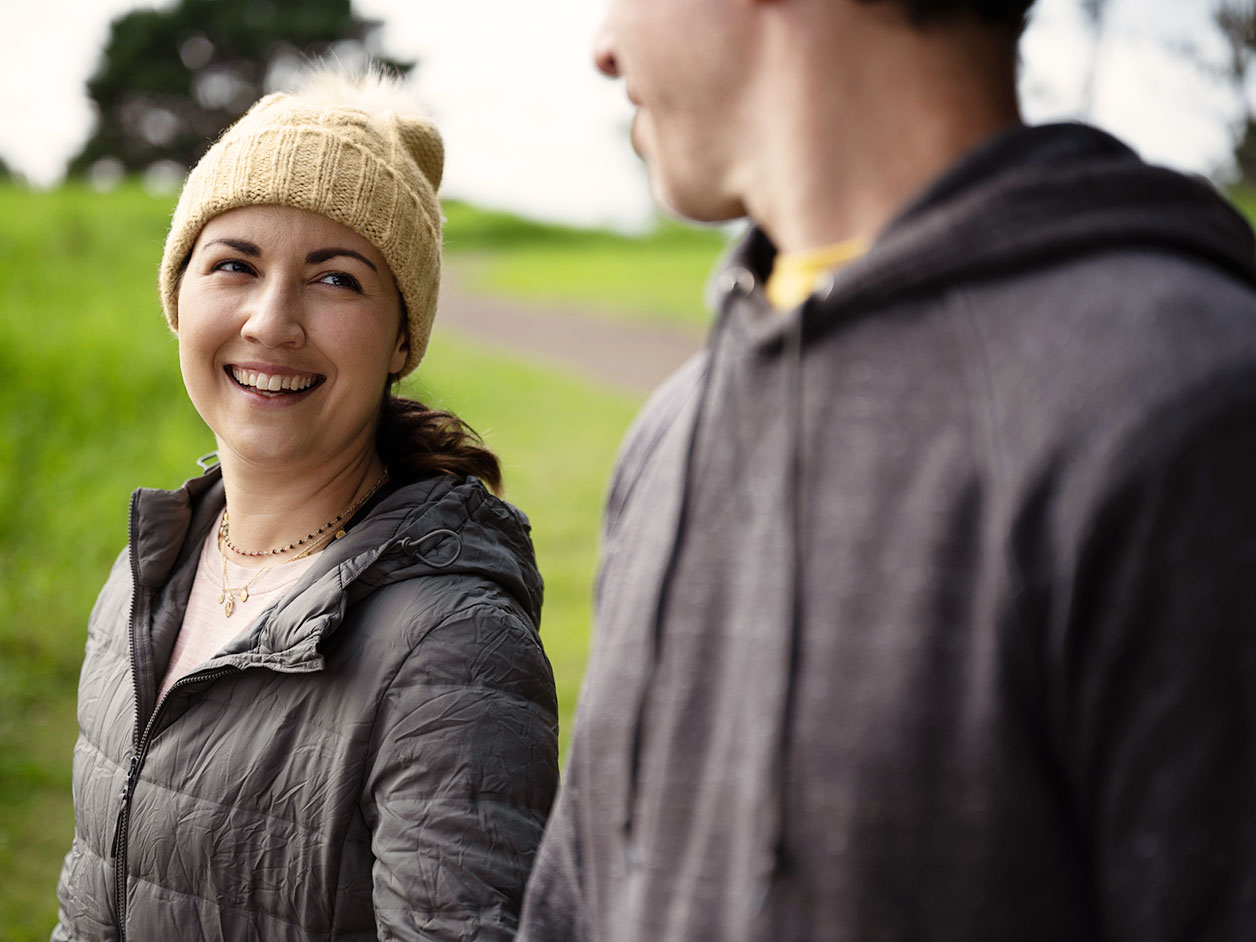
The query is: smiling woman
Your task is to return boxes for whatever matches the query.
[50,65,558,942]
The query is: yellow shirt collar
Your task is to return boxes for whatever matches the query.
[766,236,870,311]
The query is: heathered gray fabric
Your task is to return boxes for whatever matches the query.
[519,123,1256,941]
[53,469,558,941]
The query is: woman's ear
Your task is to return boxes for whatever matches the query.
[389,326,410,378]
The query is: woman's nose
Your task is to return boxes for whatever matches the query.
[240,279,305,348]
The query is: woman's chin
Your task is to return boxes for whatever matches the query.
[214,435,318,473]
[212,428,379,480]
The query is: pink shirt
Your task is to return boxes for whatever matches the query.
[158,511,322,700]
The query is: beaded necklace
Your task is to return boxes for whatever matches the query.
[216,469,390,617]
[220,469,389,557]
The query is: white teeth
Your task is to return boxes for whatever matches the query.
[230,367,316,393]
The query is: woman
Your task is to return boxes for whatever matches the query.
[52,67,559,941]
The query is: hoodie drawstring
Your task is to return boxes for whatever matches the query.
[620,275,744,863]
[618,262,805,913]
[755,296,809,909]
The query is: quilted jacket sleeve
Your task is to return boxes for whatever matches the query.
[516,744,591,942]
[361,599,559,941]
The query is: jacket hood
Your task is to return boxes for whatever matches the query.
[713,123,1256,337]
[129,468,542,673]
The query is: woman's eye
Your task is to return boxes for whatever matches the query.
[211,259,254,275]
[319,272,363,291]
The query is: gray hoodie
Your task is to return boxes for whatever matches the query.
[54,469,558,941]
[519,124,1256,941]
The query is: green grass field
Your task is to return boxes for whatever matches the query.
[442,201,733,329]
[0,182,672,938]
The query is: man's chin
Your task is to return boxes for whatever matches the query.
[651,176,746,226]
[631,116,745,223]
[629,111,648,161]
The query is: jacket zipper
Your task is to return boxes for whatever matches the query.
[112,493,142,941]
[109,491,242,941]
[110,665,237,941]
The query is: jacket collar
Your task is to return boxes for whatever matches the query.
[130,467,542,676]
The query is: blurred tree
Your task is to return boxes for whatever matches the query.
[1214,0,1256,181]
[1078,0,1111,117]
[68,0,411,181]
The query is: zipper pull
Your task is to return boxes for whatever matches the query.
[110,805,125,859]
[110,753,141,858]
[120,753,140,802]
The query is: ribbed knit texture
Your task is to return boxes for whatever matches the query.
[159,73,444,375]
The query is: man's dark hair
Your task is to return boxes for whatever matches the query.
[858,0,1035,30]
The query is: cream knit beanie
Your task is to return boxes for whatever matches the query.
[159,65,443,376]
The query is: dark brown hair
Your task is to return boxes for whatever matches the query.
[375,394,503,494]
[378,294,502,493]
[858,0,1035,30]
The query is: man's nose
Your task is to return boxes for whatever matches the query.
[593,26,620,79]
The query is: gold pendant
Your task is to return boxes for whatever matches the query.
[239,587,248,602]
[218,589,225,604]
[224,594,235,617]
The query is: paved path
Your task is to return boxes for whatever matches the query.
[433,277,705,398]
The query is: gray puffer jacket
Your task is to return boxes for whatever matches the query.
[52,467,558,941]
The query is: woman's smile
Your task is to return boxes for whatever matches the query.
[226,364,324,398]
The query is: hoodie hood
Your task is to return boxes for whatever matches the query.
[130,468,542,675]
[714,123,1256,339]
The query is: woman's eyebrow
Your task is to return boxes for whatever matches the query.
[306,248,378,272]
[205,238,260,256]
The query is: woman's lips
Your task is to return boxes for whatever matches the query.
[226,365,323,397]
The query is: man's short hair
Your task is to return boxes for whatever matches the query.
[858,0,1035,30]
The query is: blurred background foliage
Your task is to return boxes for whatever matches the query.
[68,0,408,186]
[51,0,1256,189]
[1213,0,1256,181]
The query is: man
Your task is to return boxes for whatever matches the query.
[520,0,1256,939]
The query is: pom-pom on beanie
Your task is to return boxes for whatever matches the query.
[159,64,443,376]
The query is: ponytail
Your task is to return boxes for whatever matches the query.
[376,395,503,494]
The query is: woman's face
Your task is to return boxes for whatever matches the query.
[177,205,408,474]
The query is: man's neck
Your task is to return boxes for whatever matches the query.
[742,7,1022,255]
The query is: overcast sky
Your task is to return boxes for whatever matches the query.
[0,0,1236,230]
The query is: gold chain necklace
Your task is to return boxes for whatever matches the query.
[218,527,330,617]
[220,470,390,558]
[217,470,391,617]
